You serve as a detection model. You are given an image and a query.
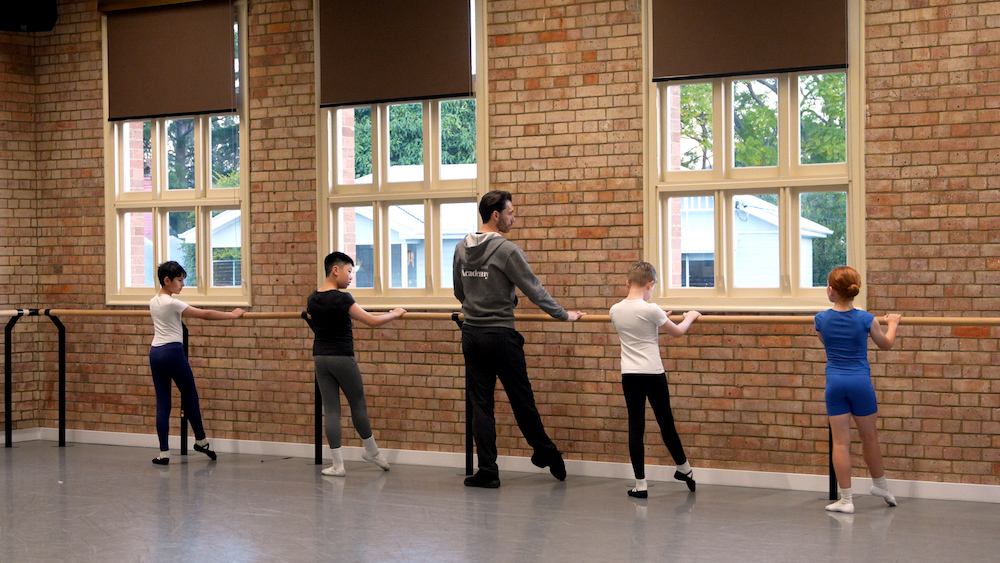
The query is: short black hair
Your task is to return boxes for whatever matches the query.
[324,251,355,277]
[479,190,513,224]
[157,261,187,286]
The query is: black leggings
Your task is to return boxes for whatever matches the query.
[622,373,687,479]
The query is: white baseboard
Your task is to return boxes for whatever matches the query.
[4,427,997,504]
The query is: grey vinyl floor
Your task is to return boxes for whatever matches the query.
[1,441,996,563]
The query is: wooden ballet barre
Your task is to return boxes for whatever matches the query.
[8,309,1000,327]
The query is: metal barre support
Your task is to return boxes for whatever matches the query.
[44,312,67,447]
[4,312,23,448]
[181,323,188,456]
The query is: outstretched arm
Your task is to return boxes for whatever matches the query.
[659,310,700,337]
[869,313,900,350]
[182,306,245,320]
[349,304,406,328]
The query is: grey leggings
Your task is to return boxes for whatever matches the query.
[314,355,373,449]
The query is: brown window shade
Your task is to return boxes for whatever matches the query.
[106,0,236,120]
[319,0,473,107]
[652,0,847,81]
[98,0,202,12]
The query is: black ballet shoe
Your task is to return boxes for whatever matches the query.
[152,456,169,465]
[628,488,648,499]
[194,442,217,461]
[674,470,696,492]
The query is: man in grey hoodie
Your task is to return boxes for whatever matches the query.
[453,190,586,488]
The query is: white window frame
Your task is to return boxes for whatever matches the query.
[103,2,250,306]
[315,0,487,309]
[643,0,865,313]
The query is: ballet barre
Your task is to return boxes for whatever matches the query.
[4,307,999,500]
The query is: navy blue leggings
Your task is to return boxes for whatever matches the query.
[149,342,206,451]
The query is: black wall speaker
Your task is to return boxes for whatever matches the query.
[0,1,58,32]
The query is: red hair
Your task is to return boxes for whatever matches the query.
[827,266,860,299]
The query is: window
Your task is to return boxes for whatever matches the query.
[319,98,480,305]
[104,2,248,305]
[648,69,858,311]
[316,0,482,307]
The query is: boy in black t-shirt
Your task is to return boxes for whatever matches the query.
[306,252,406,476]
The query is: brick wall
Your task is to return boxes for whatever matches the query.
[863,0,1000,481]
[1,0,997,486]
[0,29,39,432]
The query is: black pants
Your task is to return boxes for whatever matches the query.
[462,326,559,477]
[622,373,687,479]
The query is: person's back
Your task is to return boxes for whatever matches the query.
[610,298,666,374]
[814,308,873,375]
[453,231,566,328]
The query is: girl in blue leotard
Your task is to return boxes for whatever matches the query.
[814,266,900,513]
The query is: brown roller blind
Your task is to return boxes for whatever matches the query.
[98,0,202,12]
[106,0,236,120]
[319,0,473,107]
[652,0,847,81]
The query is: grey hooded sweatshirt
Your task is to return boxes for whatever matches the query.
[453,232,568,329]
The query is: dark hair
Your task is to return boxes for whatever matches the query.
[627,261,657,286]
[157,261,187,286]
[479,190,512,224]
[827,266,861,299]
[324,251,355,277]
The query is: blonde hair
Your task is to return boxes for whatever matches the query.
[827,266,861,299]
[627,261,658,286]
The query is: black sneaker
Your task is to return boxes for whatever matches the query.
[194,442,217,461]
[464,471,501,488]
[674,470,696,492]
[531,450,567,481]
[152,457,169,465]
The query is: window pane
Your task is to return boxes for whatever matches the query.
[665,83,713,171]
[166,118,195,190]
[799,191,847,288]
[733,194,779,287]
[440,98,477,179]
[123,211,154,287]
[211,114,240,188]
[167,210,197,287]
[388,204,425,288]
[440,201,478,288]
[388,103,423,182]
[338,107,372,185]
[666,196,715,288]
[122,121,151,193]
[337,206,374,289]
[733,79,778,168]
[799,74,846,164]
[210,209,241,287]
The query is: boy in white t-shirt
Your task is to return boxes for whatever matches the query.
[609,261,700,498]
[149,261,244,465]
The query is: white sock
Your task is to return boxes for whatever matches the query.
[839,487,853,501]
[157,451,169,459]
[195,438,209,447]
[872,476,888,489]
[676,461,691,474]
[330,447,343,466]
[634,478,647,492]
[362,435,379,456]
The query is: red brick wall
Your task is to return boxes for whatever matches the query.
[0,29,39,432]
[0,0,997,486]
[863,0,1000,481]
